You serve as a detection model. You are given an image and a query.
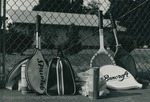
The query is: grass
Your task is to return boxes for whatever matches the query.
[3,48,150,80]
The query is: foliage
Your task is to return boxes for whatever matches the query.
[32,0,150,51]
[4,23,33,54]
[33,0,84,14]
[62,24,82,55]
[40,26,56,49]
[107,0,150,48]
[83,0,111,15]
[108,31,135,53]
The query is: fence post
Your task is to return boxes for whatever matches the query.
[0,0,6,87]
[0,0,2,84]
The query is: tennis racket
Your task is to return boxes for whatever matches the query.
[26,15,48,94]
[90,10,115,68]
[109,12,137,78]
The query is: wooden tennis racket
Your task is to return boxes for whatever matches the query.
[109,12,137,78]
[26,15,48,94]
[90,10,115,68]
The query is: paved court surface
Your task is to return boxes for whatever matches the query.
[0,86,150,102]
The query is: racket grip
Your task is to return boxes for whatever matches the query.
[36,15,41,36]
[36,15,41,49]
[109,12,119,46]
[109,13,117,29]
[98,10,103,29]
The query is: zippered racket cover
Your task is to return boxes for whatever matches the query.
[5,57,29,90]
[26,48,48,94]
[46,49,76,95]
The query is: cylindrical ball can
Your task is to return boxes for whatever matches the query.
[21,64,29,94]
[88,67,99,100]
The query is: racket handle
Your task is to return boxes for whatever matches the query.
[36,15,41,49]
[98,10,105,49]
[109,13,116,29]
[36,15,41,35]
[109,12,119,46]
[98,10,103,29]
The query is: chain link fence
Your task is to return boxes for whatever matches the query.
[1,0,150,79]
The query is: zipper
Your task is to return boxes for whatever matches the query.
[60,60,64,95]
[56,58,64,95]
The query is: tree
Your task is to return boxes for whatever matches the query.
[107,0,150,48]
[62,24,82,55]
[33,0,150,51]
[4,23,33,54]
[82,0,111,15]
[33,0,83,13]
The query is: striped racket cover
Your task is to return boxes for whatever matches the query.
[46,49,76,95]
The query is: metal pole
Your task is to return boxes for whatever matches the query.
[0,0,2,48]
[0,0,1,15]
[2,0,6,80]
[0,0,5,88]
[0,0,2,80]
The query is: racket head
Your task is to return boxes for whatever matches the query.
[114,45,137,78]
[90,50,115,68]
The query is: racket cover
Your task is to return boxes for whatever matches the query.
[26,48,48,94]
[114,46,137,78]
[100,65,142,90]
[5,57,29,90]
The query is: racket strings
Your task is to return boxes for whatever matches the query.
[90,53,115,68]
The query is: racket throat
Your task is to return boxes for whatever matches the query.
[36,32,41,49]
[99,29,105,50]
[113,29,119,46]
